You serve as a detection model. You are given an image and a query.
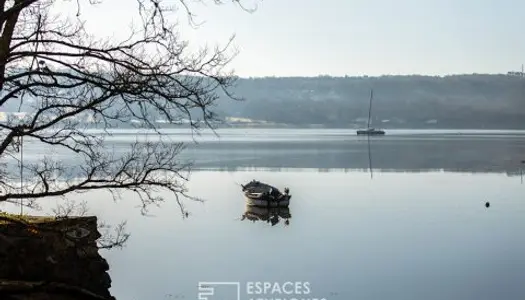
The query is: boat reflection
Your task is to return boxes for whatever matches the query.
[240,205,292,226]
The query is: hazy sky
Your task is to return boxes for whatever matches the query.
[61,0,525,77]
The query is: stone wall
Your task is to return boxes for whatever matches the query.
[0,215,114,300]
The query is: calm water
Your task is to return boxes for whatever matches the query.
[11,128,525,174]
[3,129,525,300]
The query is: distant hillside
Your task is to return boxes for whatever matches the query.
[214,74,525,129]
[2,74,524,129]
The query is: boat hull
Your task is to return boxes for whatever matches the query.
[245,195,291,207]
[241,180,291,207]
[357,130,385,135]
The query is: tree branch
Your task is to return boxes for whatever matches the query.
[0,0,248,215]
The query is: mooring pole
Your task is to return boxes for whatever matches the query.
[19,135,24,215]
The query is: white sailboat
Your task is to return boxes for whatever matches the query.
[356,89,385,135]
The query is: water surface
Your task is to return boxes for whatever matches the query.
[85,170,525,300]
[3,129,525,300]
[8,128,525,175]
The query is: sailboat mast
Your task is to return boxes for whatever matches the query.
[367,89,373,129]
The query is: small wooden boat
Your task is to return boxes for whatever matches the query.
[241,180,291,207]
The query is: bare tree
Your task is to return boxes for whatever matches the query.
[0,0,254,215]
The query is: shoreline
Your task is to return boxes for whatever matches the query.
[0,213,114,300]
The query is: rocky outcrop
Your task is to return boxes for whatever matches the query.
[0,214,114,300]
